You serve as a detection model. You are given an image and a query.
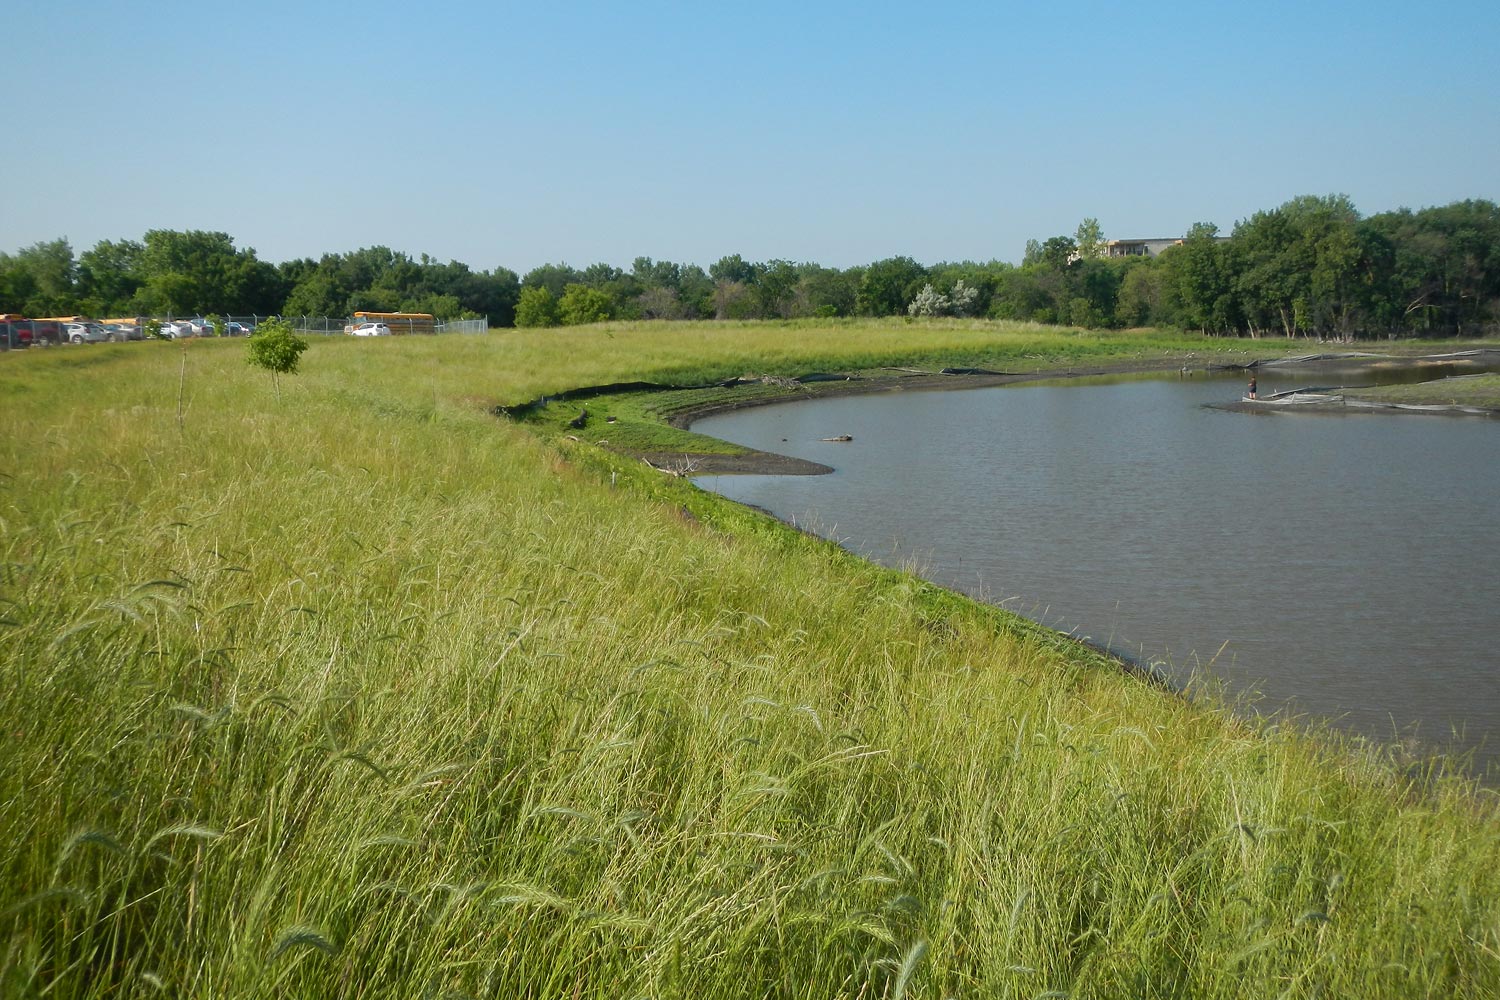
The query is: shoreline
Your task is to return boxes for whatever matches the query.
[660,356,1202,475]
[650,349,1500,475]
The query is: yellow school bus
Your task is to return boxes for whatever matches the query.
[346,311,436,335]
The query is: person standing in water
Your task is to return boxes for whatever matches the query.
[1247,374,1258,399]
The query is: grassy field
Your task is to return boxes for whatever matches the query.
[3,324,1499,999]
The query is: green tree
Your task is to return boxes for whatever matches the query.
[78,239,144,314]
[1231,208,1305,337]
[1114,260,1165,327]
[401,293,464,319]
[557,284,614,326]
[1023,236,1077,270]
[637,286,686,320]
[793,264,859,318]
[137,230,237,314]
[522,263,583,299]
[1,239,78,314]
[283,270,346,318]
[676,265,715,318]
[515,287,559,328]
[632,257,682,289]
[989,268,1054,322]
[712,280,757,320]
[1161,223,1237,333]
[245,317,308,401]
[709,254,759,285]
[754,259,799,318]
[1074,218,1107,260]
[857,257,927,316]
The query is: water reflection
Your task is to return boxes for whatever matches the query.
[693,365,1500,771]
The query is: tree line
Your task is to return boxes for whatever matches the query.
[3,195,1497,338]
[0,232,520,325]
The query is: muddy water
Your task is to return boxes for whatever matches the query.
[693,367,1500,772]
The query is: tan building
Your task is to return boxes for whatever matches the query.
[1106,238,1185,258]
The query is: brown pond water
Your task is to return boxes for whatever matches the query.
[693,365,1500,774]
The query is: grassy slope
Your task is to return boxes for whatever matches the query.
[1,327,1498,999]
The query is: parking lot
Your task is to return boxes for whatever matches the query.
[0,315,261,349]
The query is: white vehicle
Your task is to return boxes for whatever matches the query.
[159,321,193,339]
[351,322,392,337]
[66,322,110,344]
[188,318,216,336]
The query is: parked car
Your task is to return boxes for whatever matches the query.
[187,318,216,336]
[103,323,142,341]
[224,321,254,337]
[66,322,110,344]
[159,321,193,339]
[351,322,392,337]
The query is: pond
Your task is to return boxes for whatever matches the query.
[692,364,1500,772]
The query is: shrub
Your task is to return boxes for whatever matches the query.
[246,317,308,400]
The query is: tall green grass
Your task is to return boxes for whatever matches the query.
[2,330,1498,998]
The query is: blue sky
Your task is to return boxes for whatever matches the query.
[4,0,1497,273]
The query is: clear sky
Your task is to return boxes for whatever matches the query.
[4,0,1497,273]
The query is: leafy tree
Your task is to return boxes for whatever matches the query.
[928,261,1007,317]
[464,267,521,326]
[712,280,756,320]
[347,288,404,313]
[245,317,308,401]
[637,286,686,320]
[515,287,559,328]
[907,283,949,317]
[1,239,78,314]
[1065,296,1107,329]
[1114,260,1165,327]
[594,273,646,319]
[632,257,682,289]
[709,254,759,285]
[948,279,979,317]
[1023,236,1076,270]
[580,262,623,287]
[137,230,236,314]
[1231,208,1305,337]
[793,264,859,318]
[283,270,346,318]
[857,256,927,316]
[675,265,715,319]
[1069,258,1123,327]
[0,254,38,313]
[557,284,614,326]
[522,263,583,299]
[1074,218,1107,260]
[223,256,286,316]
[401,293,464,319]
[989,268,1054,322]
[754,259,799,318]
[78,239,144,314]
[1161,222,1237,333]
